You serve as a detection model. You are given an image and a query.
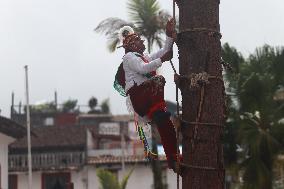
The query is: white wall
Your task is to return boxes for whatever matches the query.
[87,164,181,189]
[0,133,15,189]
[167,169,182,189]
[16,172,41,189]
[13,163,181,189]
[86,166,100,189]
[71,166,90,189]
[120,164,153,189]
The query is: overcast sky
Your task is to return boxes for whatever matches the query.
[0,0,283,117]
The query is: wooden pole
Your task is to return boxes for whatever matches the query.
[178,0,225,188]
[24,65,33,189]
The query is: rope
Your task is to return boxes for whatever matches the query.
[179,162,220,171]
[179,28,222,38]
[181,120,224,128]
[171,1,181,189]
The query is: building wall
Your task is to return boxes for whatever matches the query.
[12,164,181,189]
[87,164,181,189]
[121,164,182,189]
[167,168,182,189]
[120,164,153,189]
[71,167,90,189]
[16,172,41,189]
[0,133,15,189]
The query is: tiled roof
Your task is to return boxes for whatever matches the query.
[9,125,87,152]
[0,116,26,139]
[78,114,134,122]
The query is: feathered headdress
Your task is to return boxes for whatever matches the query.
[117,26,137,48]
[118,26,134,41]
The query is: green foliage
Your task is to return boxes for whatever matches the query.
[101,98,110,114]
[96,169,120,189]
[88,97,98,110]
[96,167,134,189]
[95,0,171,53]
[62,99,78,113]
[222,44,284,189]
[24,102,57,114]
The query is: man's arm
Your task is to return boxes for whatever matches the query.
[148,37,174,61]
[124,53,162,74]
[148,18,176,61]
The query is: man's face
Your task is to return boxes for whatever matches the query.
[129,35,145,53]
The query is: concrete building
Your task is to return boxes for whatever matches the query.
[8,115,181,189]
[0,116,26,189]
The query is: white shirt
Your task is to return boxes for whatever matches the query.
[123,36,174,92]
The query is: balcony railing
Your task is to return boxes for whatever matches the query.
[9,151,85,172]
[88,148,145,157]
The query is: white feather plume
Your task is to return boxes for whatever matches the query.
[118,26,134,42]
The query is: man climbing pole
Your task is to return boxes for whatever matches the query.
[114,18,182,172]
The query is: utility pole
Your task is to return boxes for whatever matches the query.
[177,0,225,188]
[24,65,33,189]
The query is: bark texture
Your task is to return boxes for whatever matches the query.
[178,0,225,188]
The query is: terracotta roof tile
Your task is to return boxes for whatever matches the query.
[0,116,26,139]
[9,125,86,152]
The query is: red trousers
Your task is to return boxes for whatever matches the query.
[127,76,178,166]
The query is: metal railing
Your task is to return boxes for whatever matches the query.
[9,151,85,171]
[88,148,145,157]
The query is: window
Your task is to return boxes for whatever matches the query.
[44,117,54,126]
[42,172,71,189]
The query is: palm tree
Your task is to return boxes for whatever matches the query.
[223,44,284,189]
[96,168,134,189]
[239,112,281,189]
[222,43,245,188]
[178,0,225,188]
[95,1,170,189]
[94,0,170,53]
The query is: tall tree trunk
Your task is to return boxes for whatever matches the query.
[177,0,225,188]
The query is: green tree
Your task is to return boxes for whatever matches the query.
[88,97,98,110]
[62,99,78,113]
[94,0,170,53]
[223,44,284,189]
[96,168,134,189]
[88,97,101,114]
[221,43,245,188]
[238,46,284,189]
[101,98,110,114]
[24,102,57,114]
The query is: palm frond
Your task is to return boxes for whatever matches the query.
[153,35,163,49]
[120,167,135,189]
[127,0,161,36]
[96,169,120,189]
[95,18,135,52]
[107,33,121,52]
[95,17,134,35]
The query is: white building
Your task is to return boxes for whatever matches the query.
[8,115,181,189]
[0,116,26,189]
